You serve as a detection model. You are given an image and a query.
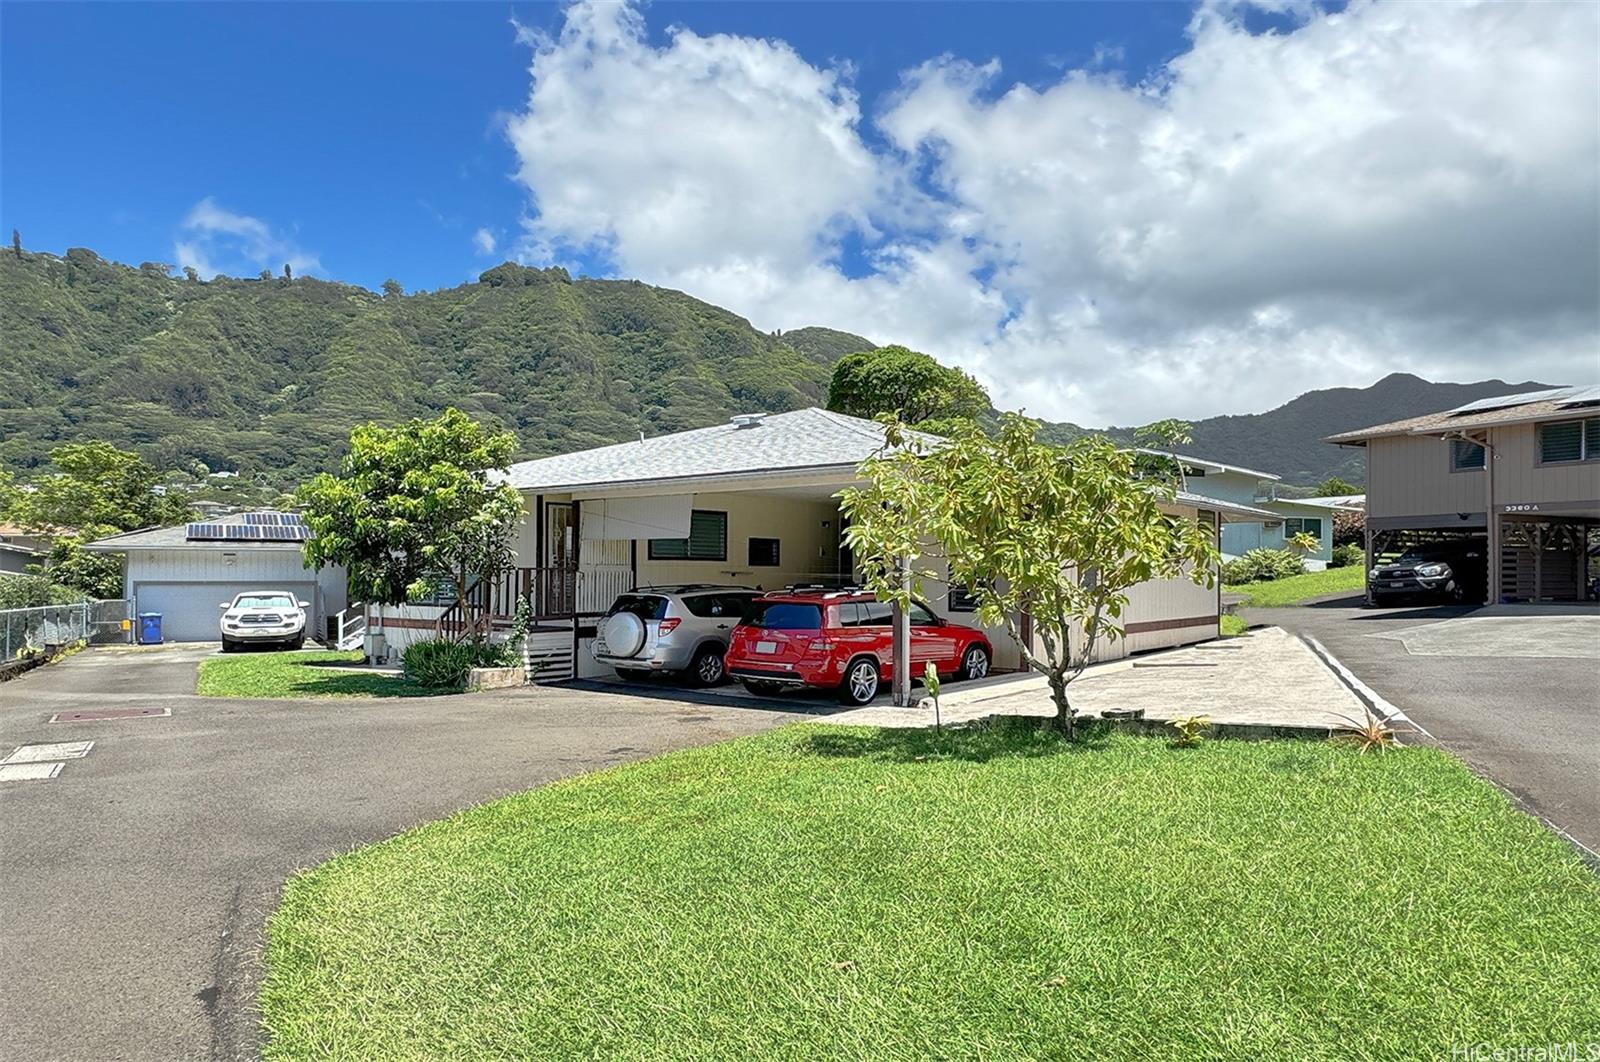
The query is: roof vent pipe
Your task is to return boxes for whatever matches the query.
[730,413,767,429]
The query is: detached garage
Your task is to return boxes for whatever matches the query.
[87,512,347,643]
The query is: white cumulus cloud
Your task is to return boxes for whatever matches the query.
[504,0,1600,426]
[473,227,497,255]
[173,197,320,279]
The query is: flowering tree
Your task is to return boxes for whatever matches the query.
[840,414,1219,738]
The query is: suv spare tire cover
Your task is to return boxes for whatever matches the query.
[602,612,648,657]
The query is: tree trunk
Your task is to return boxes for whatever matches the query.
[1045,670,1074,740]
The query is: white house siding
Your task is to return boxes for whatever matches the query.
[125,548,346,642]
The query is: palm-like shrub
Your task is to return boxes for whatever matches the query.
[1222,548,1305,585]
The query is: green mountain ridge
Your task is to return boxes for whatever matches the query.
[0,246,1552,489]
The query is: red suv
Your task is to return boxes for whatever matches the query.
[724,589,993,705]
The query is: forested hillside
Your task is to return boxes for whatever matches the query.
[0,245,1555,489]
[0,247,873,481]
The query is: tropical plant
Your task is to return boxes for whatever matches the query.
[1344,704,1398,754]
[1168,714,1211,748]
[1286,531,1320,556]
[401,638,479,689]
[922,661,943,730]
[841,414,1218,738]
[298,410,525,630]
[1330,543,1365,569]
[825,345,989,432]
[1222,548,1305,584]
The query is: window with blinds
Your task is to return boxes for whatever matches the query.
[1449,438,1485,470]
[648,510,728,561]
[1538,419,1598,464]
[1284,517,1323,539]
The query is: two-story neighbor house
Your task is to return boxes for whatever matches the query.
[1139,453,1355,569]
[1327,385,1600,604]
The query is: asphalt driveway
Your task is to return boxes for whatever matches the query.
[0,646,803,1061]
[1251,596,1600,852]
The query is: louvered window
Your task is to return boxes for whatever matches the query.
[648,510,727,561]
[1538,420,1596,464]
[1449,439,1485,470]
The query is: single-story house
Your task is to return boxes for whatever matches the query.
[0,522,56,577]
[85,511,347,642]
[1138,452,1360,569]
[377,408,1275,680]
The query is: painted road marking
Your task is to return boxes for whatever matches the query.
[0,762,65,782]
[2,741,94,764]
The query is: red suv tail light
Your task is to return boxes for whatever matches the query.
[656,618,681,636]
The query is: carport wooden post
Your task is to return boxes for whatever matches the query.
[892,560,912,707]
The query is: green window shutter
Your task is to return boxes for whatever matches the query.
[1540,421,1583,463]
[1585,418,1600,460]
[648,510,727,561]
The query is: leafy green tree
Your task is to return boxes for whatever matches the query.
[298,410,525,628]
[382,278,403,298]
[1316,476,1361,496]
[4,442,195,598]
[183,266,200,283]
[826,345,988,432]
[283,263,293,282]
[11,229,21,260]
[841,414,1218,738]
[1130,419,1194,485]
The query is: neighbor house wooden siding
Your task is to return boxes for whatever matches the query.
[1365,434,1485,522]
[1487,422,1600,508]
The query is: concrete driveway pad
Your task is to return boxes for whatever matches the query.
[1371,616,1600,659]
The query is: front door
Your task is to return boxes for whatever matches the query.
[544,503,577,614]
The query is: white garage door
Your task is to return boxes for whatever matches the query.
[133,582,319,642]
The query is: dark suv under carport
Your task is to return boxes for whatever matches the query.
[1369,542,1487,603]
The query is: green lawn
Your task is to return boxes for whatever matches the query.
[196,649,439,698]
[261,724,1599,1060]
[1219,612,1249,637]
[1226,564,1365,607]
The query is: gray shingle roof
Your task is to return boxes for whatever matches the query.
[504,408,939,492]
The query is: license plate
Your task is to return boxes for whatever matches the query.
[755,641,778,655]
[1388,581,1407,588]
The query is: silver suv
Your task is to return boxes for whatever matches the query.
[594,585,760,686]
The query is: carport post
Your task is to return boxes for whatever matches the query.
[892,561,912,707]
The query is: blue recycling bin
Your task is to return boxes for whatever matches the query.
[138,613,163,645]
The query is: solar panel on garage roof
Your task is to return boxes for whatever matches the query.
[186,522,227,539]
[242,511,306,526]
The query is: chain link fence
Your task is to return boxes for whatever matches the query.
[1,599,134,660]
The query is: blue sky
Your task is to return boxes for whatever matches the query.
[3,1,1194,291]
[3,1,1593,425]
